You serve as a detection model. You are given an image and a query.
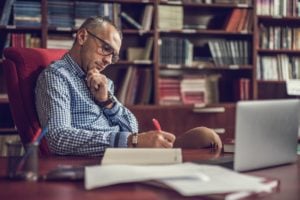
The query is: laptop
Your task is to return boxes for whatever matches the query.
[195,99,300,172]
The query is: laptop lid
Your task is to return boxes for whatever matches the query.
[234,99,300,172]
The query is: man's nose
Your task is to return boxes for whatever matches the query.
[103,54,113,66]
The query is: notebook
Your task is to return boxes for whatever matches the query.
[195,99,300,172]
[101,148,182,165]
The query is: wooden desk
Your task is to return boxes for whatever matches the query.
[0,149,299,200]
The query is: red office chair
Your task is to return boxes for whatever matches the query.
[3,47,67,155]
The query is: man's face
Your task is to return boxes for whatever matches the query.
[78,23,122,73]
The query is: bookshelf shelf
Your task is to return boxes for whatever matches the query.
[115,60,153,65]
[257,80,287,84]
[159,29,252,36]
[101,0,155,4]
[122,29,155,34]
[257,16,300,22]
[257,49,300,54]
[161,2,252,8]
[0,128,18,135]
[0,25,42,31]
[159,65,253,70]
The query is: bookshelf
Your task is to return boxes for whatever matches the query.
[255,0,300,99]
[0,0,298,142]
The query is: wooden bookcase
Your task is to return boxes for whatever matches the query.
[0,0,298,141]
[254,1,300,100]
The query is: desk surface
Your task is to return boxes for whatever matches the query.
[0,149,299,200]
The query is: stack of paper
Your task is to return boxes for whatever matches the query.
[85,163,278,198]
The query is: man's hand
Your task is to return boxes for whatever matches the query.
[128,131,176,148]
[86,68,108,102]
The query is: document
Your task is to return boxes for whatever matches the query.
[85,162,278,198]
[158,163,276,196]
[101,148,182,165]
[85,163,209,190]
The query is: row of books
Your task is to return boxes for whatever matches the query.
[116,67,152,105]
[74,1,113,28]
[7,33,41,48]
[159,37,193,65]
[208,39,250,66]
[259,25,300,50]
[158,75,220,105]
[127,37,154,61]
[4,1,153,31]
[119,5,153,31]
[14,0,41,27]
[224,8,253,33]
[257,0,300,17]
[257,55,300,80]
[47,35,73,49]
[158,5,183,30]
[48,1,74,28]
[164,0,252,5]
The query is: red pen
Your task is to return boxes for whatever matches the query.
[152,118,162,131]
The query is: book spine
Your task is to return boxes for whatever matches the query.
[120,12,142,29]
[0,0,15,25]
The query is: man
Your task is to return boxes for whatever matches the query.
[35,16,221,156]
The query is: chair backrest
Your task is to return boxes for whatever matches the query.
[3,47,67,155]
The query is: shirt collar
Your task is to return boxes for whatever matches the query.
[64,53,86,79]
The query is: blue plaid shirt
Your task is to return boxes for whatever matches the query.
[35,53,138,156]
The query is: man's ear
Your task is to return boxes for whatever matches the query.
[77,29,87,45]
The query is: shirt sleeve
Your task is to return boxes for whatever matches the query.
[103,81,139,132]
[35,69,135,156]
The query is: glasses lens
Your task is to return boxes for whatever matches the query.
[101,44,114,56]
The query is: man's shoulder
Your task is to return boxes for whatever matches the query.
[42,58,71,77]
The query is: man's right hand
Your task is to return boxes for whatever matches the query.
[128,131,176,148]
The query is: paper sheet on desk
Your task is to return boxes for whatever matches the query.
[85,163,209,190]
[85,163,274,196]
[158,163,273,196]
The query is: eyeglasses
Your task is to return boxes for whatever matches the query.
[86,30,119,64]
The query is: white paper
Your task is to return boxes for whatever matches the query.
[286,80,300,95]
[101,148,182,165]
[158,163,272,196]
[85,163,209,190]
[85,162,275,197]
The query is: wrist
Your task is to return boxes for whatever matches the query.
[127,133,138,148]
[96,91,116,108]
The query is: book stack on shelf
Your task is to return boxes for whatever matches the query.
[158,74,220,105]
[116,66,153,105]
[158,5,183,30]
[74,1,113,28]
[14,0,41,27]
[158,78,182,105]
[224,8,253,33]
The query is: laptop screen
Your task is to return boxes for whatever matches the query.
[234,99,300,171]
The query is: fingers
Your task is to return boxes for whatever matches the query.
[86,69,107,91]
[139,131,176,148]
[160,131,176,143]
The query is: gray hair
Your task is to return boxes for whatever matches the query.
[79,16,122,39]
